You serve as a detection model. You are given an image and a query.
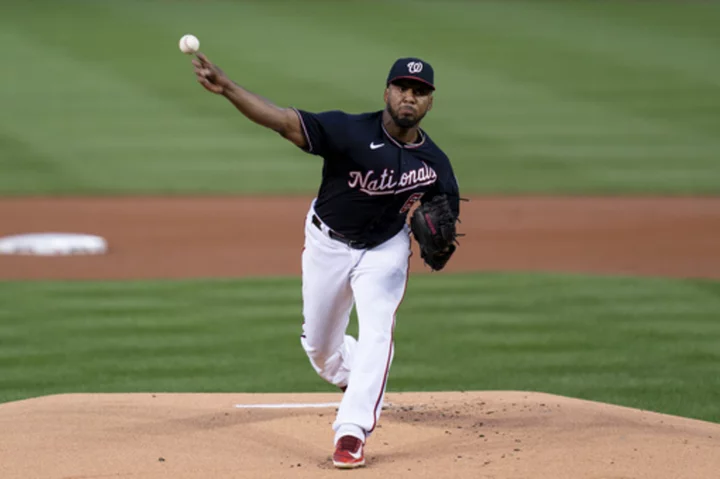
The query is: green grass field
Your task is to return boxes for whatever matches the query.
[2,274,719,422]
[0,0,719,194]
[1,1,719,425]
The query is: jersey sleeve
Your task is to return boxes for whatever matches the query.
[292,109,349,157]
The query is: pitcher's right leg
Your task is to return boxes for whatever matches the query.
[333,226,411,443]
[300,209,357,389]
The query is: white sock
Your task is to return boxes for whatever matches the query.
[334,424,365,446]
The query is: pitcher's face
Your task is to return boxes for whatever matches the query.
[384,79,434,129]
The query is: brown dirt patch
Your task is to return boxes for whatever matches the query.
[0,391,718,479]
[1,196,719,280]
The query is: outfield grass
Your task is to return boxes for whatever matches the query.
[1,273,718,423]
[0,0,719,195]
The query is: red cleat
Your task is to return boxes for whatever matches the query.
[332,435,365,469]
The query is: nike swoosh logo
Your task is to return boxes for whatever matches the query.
[348,446,363,460]
[370,142,385,150]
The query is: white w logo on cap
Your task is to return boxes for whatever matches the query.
[407,61,423,74]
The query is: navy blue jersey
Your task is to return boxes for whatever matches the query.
[294,109,460,247]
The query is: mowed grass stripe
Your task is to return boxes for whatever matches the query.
[0,278,304,396]
[432,0,720,85]
[0,6,320,195]
[1,0,719,194]
[397,273,720,422]
[291,1,720,193]
[242,0,720,190]
[0,0,379,194]
[374,3,720,192]
[151,0,720,193]
[1,273,719,422]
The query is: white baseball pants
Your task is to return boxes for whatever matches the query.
[300,201,411,445]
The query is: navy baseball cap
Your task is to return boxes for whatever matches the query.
[386,57,435,90]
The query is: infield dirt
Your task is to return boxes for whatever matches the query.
[1,196,719,280]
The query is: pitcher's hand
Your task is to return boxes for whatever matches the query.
[192,52,233,95]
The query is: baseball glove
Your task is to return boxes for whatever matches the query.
[410,194,460,271]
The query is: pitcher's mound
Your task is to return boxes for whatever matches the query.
[0,391,718,478]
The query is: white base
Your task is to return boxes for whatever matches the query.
[0,233,108,256]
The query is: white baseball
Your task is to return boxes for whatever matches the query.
[179,34,200,54]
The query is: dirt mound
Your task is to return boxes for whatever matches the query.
[1,391,718,478]
[1,196,719,280]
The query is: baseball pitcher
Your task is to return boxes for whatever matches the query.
[192,52,462,469]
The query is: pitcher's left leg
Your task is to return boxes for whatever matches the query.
[332,228,411,444]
